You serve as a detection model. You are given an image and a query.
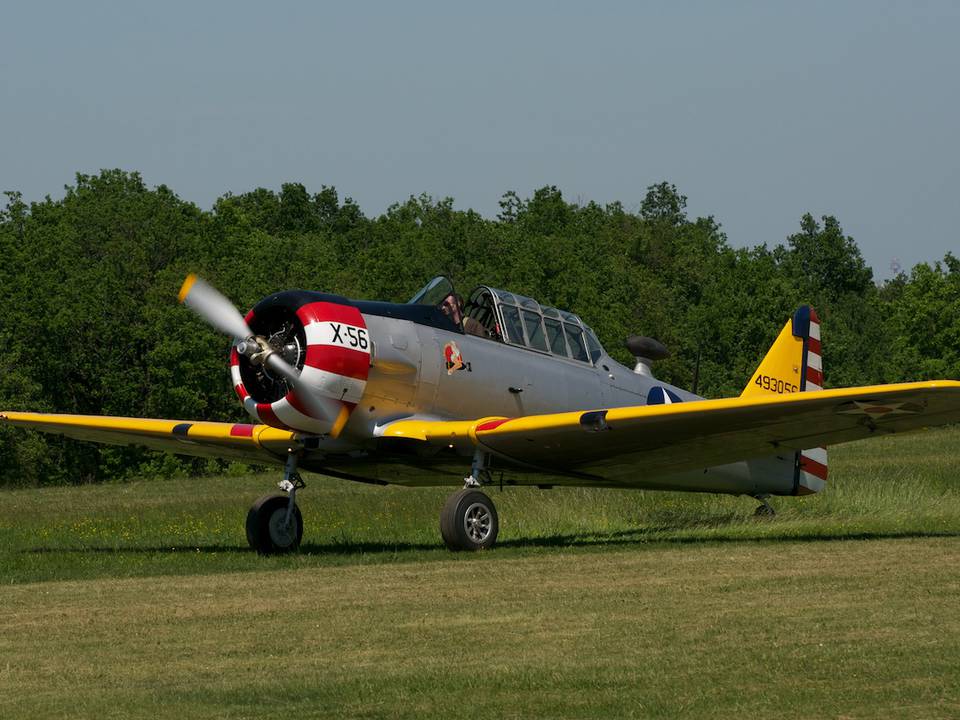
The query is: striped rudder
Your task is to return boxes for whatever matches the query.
[792,306,828,495]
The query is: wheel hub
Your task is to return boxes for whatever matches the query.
[267,508,297,547]
[463,502,492,543]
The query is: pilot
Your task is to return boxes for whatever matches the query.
[465,315,493,338]
[440,293,464,327]
[442,292,494,338]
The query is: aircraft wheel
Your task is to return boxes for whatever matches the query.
[246,494,303,554]
[440,489,499,551]
[754,502,776,518]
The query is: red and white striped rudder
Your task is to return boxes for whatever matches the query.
[794,306,828,495]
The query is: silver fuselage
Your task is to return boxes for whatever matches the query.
[305,314,796,497]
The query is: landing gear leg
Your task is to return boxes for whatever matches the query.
[753,494,776,518]
[463,449,492,489]
[245,452,305,554]
[440,450,499,551]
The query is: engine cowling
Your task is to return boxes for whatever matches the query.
[230,291,370,436]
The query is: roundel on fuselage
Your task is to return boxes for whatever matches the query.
[647,386,683,405]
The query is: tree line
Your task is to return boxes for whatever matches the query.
[1,170,957,485]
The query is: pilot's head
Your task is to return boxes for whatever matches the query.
[441,293,463,326]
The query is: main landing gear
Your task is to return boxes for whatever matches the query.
[247,450,503,554]
[753,494,776,518]
[440,451,500,551]
[246,452,304,554]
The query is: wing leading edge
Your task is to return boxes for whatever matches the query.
[5,381,959,486]
[0,412,297,466]
[379,381,960,484]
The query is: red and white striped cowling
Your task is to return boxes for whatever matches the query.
[230,301,370,436]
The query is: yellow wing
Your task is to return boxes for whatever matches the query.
[0,412,297,466]
[380,381,960,483]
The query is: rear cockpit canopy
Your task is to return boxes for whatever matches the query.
[408,276,605,365]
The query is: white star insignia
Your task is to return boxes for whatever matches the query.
[838,401,920,419]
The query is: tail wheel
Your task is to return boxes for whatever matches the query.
[440,489,499,551]
[246,494,303,554]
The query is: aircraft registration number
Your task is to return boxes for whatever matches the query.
[754,374,799,394]
[328,322,370,352]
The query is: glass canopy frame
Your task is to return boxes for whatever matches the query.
[408,276,606,365]
[467,286,605,365]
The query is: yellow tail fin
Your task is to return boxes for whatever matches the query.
[742,306,827,495]
[741,306,821,397]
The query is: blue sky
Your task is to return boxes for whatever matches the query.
[2,1,958,277]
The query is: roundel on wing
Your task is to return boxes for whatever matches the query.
[647,386,683,405]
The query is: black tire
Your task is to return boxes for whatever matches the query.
[440,489,499,551]
[245,494,303,554]
[754,503,776,518]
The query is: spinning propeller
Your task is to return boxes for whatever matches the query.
[177,274,302,387]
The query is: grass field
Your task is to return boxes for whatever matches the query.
[1,426,959,718]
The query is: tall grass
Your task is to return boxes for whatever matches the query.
[1,425,957,584]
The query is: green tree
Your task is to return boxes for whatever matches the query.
[885,255,960,381]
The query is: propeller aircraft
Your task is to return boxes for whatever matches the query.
[3,275,959,553]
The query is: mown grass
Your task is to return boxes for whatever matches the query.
[0,427,958,718]
[1,538,958,719]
